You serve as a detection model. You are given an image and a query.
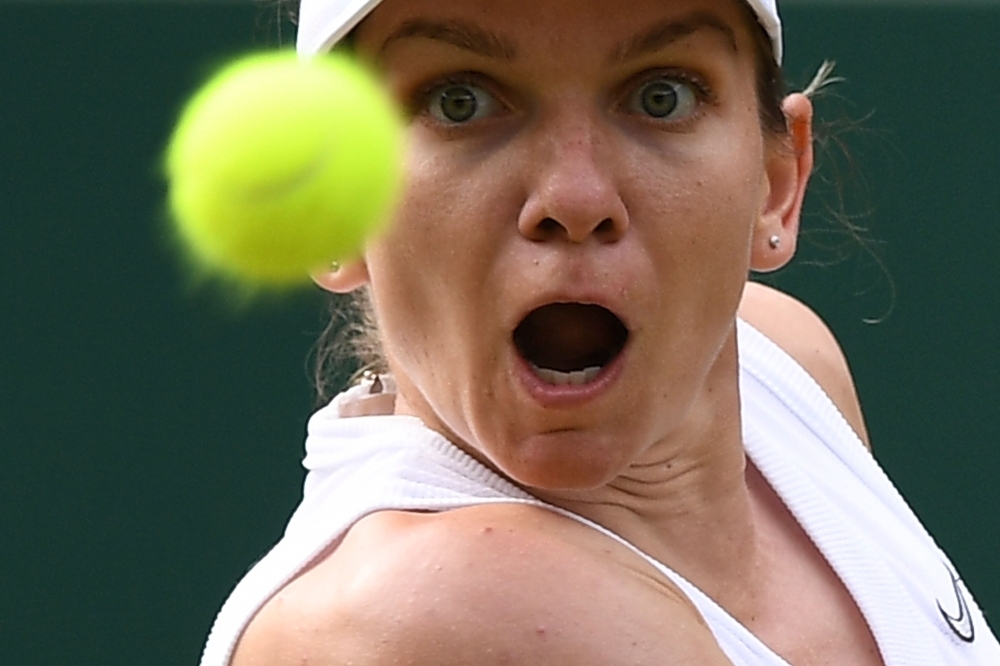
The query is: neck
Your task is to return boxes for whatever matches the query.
[531,333,765,610]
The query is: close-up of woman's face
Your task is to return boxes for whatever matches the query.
[349,0,803,490]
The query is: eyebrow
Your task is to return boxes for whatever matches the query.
[610,12,738,64]
[376,13,736,65]
[379,18,518,61]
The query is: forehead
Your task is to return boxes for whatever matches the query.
[354,0,757,63]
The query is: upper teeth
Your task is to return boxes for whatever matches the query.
[530,364,602,386]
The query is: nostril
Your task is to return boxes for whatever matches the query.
[595,218,616,238]
[526,217,623,243]
[538,218,563,237]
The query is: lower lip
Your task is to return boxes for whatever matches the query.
[515,348,626,408]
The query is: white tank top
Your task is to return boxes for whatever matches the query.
[199,319,1000,665]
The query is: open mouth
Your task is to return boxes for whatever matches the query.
[513,303,629,386]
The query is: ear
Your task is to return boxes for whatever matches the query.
[311,258,371,293]
[751,93,814,273]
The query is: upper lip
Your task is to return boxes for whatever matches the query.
[503,246,639,344]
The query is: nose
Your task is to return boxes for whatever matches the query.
[517,120,629,244]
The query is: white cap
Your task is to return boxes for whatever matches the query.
[297,0,783,64]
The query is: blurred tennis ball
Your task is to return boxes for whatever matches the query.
[165,51,403,287]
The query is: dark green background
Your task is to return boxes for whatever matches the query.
[1,1,998,663]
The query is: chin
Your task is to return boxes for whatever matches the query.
[492,429,628,492]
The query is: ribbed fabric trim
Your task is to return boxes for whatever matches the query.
[736,319,999,664]
[199,410,541,666]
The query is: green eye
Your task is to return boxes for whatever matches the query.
[632,78,697,120]
[430,83,496,124]
[439,86,477,122]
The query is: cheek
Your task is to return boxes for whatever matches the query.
[632,139,763,268]
[372,133,530,280]
[363,142,518,361]
[623,126,766,362]
[384,141,508,252]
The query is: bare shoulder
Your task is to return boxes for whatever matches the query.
[232,503,732,666]
[739,281,871,449]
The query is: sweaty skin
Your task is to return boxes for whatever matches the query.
[240,0,884,663]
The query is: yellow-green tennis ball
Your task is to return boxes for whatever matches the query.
[166,51,403,286]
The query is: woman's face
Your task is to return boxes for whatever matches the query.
[350,0,801,489]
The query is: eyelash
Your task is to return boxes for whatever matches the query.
[636,69,713,102]
[406,68,714,128]
[619,69,714,123]
[408,72,506,123]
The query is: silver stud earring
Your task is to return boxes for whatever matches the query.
[330,260,341,273]
[768,235,781,250]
